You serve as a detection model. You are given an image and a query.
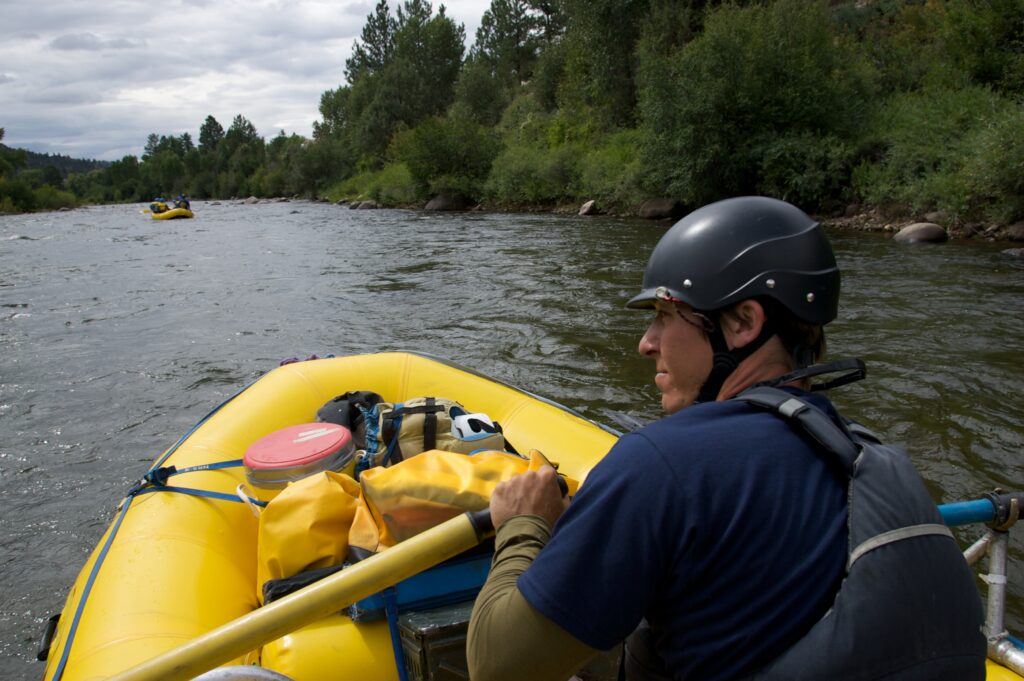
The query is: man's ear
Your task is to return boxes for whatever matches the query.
[722,299,766,349]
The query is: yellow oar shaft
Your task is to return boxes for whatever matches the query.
[108,511,491,681]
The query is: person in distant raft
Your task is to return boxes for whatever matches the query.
[467,196,986,680]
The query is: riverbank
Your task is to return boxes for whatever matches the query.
[8,196,1024,247]
[330,193,1024,245]
[819,206,1024,244]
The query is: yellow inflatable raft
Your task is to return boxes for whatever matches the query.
[40,352,1024,681]
[151,207,193,220]
[41,352,620,681]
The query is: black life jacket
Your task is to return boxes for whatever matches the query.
[624,386,986,681]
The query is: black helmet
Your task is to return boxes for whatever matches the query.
[628,196,839,324]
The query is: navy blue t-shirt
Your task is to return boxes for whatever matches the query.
[518,390,848,680]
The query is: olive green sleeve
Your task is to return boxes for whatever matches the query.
[467,515,601,681]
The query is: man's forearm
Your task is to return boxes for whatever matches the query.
[467,515,600,681]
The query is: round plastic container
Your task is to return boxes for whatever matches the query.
[244,423,355,489]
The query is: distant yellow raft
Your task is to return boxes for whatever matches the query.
[151,207,193,220]
[41,352,620,681]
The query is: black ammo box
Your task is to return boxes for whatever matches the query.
[397,600,622,681]
[399,601,474,681]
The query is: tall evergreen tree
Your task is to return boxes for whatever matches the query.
[199,115,225,153]
[0,128,28,178]
[558,0,651,128]
[345,0,397,84]
[323,0,464,165]
[474,0,544,90]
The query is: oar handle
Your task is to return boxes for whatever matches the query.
[467,508,494,537]
[463,474,566,537]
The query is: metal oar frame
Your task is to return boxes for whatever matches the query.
[941,490,1024,675]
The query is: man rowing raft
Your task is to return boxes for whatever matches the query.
[468,196,986,680]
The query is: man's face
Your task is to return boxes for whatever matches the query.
[638,300,713,414]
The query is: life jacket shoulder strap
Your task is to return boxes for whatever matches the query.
[733,386,859,476]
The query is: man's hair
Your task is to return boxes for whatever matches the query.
[715,297,826,368]
[762,297,826,367]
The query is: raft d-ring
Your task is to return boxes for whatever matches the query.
[236,484,262,518]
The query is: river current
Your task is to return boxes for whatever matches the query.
[2,200,1022,678]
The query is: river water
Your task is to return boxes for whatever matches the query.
[2,200,1022,678]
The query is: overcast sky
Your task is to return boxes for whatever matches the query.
[0,0,490,162]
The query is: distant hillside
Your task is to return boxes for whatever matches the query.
[0,144,109,177]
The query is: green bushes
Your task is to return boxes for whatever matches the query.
[958,105,1024,223]
[851,86,1024,222]
[755,133,855,212]
[484,144,577,206]
[576,130,644,209]
[0,178,36,212]
[331,163,419,206]
[33,185,77,211]
[389,110,502,200]
[0,178,77,213]
[638,0,874,210]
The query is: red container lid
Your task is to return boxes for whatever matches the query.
[244,423,353,470]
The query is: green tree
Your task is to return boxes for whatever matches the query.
[199,115,225,153]
[223,115,260,155]
[106,155,141,200]
[143,133,160,160]
[390,106,502,199]
[314,87,351,140]
[639,0,875,209]
[324,0,465,167]
[557,0,650,129]
[1,128,28,178]
[345,0,396,83]
[453,54,509,126]
[389,0,465,122]
[216,115,265,196]
[19,165,64,189]
[937,0,1024,93]
[263,131,308,197]
[473,0,544,91]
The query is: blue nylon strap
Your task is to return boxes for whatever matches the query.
[383,587,411,681]
[47,368,269,679]
[165,459,244,475]
[132,484,268,507]
[143,459,244,486]
[50,496,135,681]
[382,418,402,467]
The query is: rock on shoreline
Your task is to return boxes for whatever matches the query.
[821,207,1024,243]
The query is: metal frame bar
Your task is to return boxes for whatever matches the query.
[940,493,1024,675]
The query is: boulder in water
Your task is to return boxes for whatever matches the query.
[893,222,948,244]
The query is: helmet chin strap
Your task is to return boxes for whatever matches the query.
[695,316,776,403]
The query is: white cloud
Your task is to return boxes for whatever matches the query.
[50,33,145,50]
[0,0,491,161]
